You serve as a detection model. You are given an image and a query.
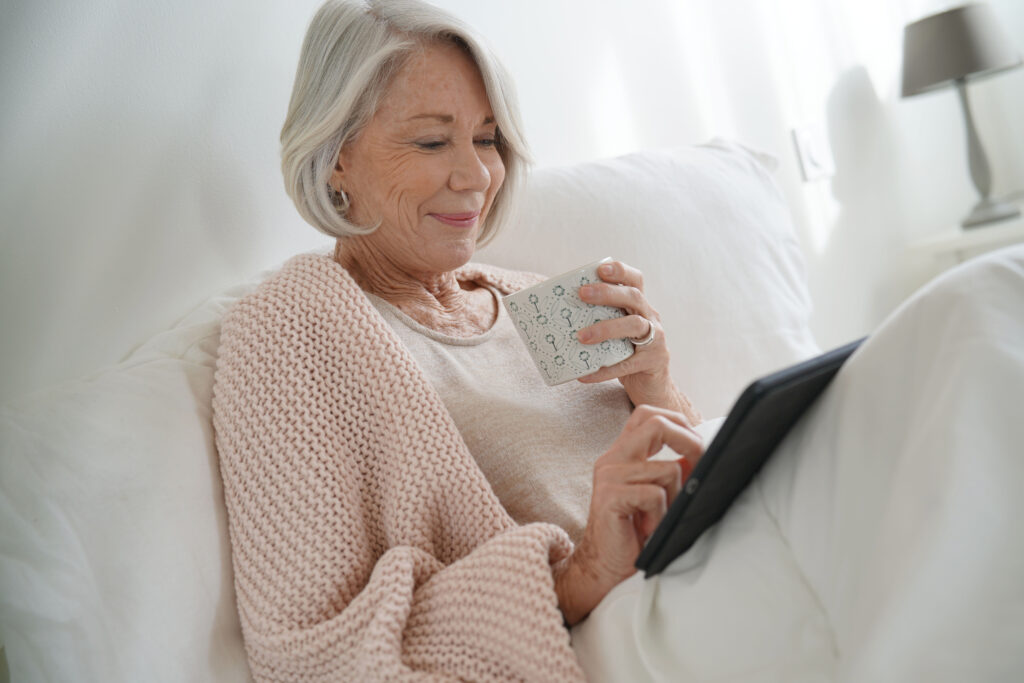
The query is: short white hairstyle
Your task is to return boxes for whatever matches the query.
[280,0,530,245]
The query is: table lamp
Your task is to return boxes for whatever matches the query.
[901,3,1023,228]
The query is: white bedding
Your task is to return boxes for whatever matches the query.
[572,245,1024,682]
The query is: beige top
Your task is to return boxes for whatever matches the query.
[367,285,633,544]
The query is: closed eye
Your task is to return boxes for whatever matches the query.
[415,140,447,150]
[415,138,497,151]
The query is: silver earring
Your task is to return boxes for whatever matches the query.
[331,184,349,210]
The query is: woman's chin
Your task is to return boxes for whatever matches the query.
[427,237,479,271]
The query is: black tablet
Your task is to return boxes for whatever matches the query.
[635,337,866,577]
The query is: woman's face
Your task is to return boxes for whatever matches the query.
[333,41,506,276]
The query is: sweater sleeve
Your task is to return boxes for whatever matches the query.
[230,530,579,681]
[211,256,584,682]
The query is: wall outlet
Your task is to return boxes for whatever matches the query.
[792,124,836,182]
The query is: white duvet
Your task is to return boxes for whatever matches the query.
[572,245,1024,682]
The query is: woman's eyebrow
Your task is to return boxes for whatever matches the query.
[405,113,496,125]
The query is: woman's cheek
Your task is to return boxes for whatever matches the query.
[485,158,506,209]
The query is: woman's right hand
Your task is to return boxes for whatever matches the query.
[555,404,704,626]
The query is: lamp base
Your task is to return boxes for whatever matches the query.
[962,197,1021,229]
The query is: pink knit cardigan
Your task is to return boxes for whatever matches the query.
[212,253,585,681]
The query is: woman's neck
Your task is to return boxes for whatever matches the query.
[334,239,496,336]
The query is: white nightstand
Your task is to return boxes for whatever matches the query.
[909,202,1024,264]
[901,200,1024,298]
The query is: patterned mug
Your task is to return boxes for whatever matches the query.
[503,257,635,386]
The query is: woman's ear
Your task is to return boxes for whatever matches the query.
[330,153,346,194]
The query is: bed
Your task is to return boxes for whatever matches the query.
[2,140,1022,682]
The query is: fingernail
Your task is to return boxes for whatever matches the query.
[579,284,593,298]
[578,329,591,342]
[599,264,614,276]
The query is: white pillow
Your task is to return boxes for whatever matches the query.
[0,141,817,682]
[480,138,819,419]
[0,285,257,683]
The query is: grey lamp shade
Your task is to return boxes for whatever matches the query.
[901,3,1022,97]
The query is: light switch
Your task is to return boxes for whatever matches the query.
[792,124,836,182]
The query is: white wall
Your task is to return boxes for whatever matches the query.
[435,0,1024,349]
[2,0,1022,405]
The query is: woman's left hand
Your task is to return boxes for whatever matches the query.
[576,260,701,423]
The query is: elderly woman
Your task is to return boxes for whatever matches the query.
[212,0,703,679]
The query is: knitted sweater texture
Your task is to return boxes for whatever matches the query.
[211,253,585,681]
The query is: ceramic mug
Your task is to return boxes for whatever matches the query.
[503,257,635,386]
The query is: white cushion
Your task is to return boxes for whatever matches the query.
[0,142,817,682]
[480,138,820,419]
[0,284,258,683]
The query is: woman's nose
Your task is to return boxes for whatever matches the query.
[448,142,491,192]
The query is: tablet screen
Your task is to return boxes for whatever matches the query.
[635,337,865,577]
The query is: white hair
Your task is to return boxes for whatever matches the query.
[280,0,530,245]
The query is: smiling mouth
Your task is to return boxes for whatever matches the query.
[429,211,481,228]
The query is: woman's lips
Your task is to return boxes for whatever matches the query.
[429,211,480,228]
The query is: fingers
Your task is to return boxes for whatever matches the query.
[598,460,685,504]
[610,483,669,541]
[578,282,653,318]
[577,341,669,384]
[594,260,644,291]
[577,314,658,345]
[577,355,661,385]
[576,359,640,385]
[625,403,695,432]
[575,314,664,384]
[601,405,703,464]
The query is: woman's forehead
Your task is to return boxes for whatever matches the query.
[375,42,493,124]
